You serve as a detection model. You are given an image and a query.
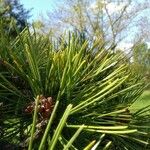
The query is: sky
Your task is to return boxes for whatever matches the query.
[21,0,128,21]
[20,0,59,21]
[20,0,150,49]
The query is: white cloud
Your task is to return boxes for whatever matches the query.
[117,42,133,53]
[147,42,150,48]
[105,2,127,14]
[89,1,128,14]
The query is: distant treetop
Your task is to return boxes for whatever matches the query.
[0,0,31,37]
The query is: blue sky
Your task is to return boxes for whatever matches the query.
[20,0,150,49]
[20,0,59,21]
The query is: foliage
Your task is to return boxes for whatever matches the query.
[132,42,150,88]
[0,0,31,38]
[46,0,150,46]
[0,24,150,149]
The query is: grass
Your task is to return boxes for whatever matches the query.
[130,90,150,112]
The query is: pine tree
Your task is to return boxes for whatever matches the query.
[0,0,31,37]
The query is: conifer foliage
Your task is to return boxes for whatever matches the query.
[0,25,150,149]
[0,0,30,38]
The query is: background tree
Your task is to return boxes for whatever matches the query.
[45,0,150,49]
[132,42,150,87]
[0,0,31,38]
